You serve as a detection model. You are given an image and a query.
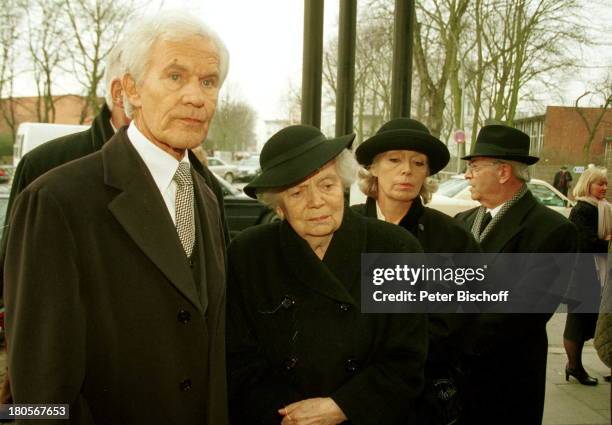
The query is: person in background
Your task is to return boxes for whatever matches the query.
[353,117,480,424]
[563,167,611,385]
[4,12,231,423]
[553,165,573,196]
[227,125,427,425]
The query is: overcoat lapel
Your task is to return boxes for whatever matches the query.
[280,208,363,306]
[103,130,202,312]
[192,170,226,315]
[480,191,538,253]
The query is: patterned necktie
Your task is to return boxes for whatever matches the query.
[173,162,195,257]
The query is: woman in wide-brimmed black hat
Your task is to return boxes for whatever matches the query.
[227,124,427,425]
[353,118,480,425]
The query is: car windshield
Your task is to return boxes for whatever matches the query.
[437,178,469,197]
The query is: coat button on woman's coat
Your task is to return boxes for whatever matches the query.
[177,309,191,323]
[179,379,192,391]
[284,357,298,371]
[345,359,359,373]
[281,296,295,309]
[339,303,350,312]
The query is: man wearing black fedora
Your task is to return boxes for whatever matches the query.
[456,124,578,425]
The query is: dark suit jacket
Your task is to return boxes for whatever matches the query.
[456,189,578,425]
[1,105,229,289]
[4,129,228,425]
[227,209,427,425]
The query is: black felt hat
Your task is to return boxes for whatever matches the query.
[355,118,450,174]
[462,124,539,165]
[243,125,355,199]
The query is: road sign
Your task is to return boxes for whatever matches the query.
[454,130,466,144]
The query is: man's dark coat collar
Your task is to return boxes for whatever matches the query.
[102,128,209,312]
[91,103,115,151]
[279,207,365,307]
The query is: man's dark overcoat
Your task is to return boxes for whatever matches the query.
[4,129,228,424]
[227,208,428,425]
[455,190,578,425]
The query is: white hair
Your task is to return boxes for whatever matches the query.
[256,149,357,211]
[121,11,230,117]
[103,38,128,111]
[498,160,531,183]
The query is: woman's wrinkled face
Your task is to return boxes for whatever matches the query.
[589,178,608,200]
[276,160,345,240]
[370,150,428,203]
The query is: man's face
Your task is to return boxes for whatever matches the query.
[276,161,345,241]
[128,35,220,153]
[465,157,503,207]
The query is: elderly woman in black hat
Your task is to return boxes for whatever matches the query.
[226,125,427,425]
[353,118,480,425]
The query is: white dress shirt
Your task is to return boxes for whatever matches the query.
[127,123,190,225]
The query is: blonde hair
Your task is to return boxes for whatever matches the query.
[357,153,439,204]
[573,167,608,198]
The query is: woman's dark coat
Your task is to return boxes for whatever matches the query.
[226,208,428,425]
[564,200,606,340]
[351,196,480,253]
[570,200,608,254]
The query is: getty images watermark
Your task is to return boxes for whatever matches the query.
[361,253,608,314]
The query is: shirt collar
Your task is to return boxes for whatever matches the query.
[488,204,503,218]
[127,123,189,193]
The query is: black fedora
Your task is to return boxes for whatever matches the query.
[355,118,450,175]
[462,124,539,165]
[243,125,355,199]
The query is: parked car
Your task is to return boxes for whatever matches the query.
[235,155,261,182]
[207,157,239,183]
[213,173,279,238]
[428,174,575,217]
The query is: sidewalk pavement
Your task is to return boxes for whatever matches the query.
[544,313,610,425]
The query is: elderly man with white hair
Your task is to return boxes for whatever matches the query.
[4,12,231,424]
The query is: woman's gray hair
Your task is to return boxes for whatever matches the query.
[103,38,128,111]
[121,11,230,118]
[572,166,608,198]
[256,149,357,211]
[357,153,439,204]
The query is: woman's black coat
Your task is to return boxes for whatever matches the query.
[351,196,480,253]
[227,208,428,425]
[352,197,480,351]
[570,200,608,253]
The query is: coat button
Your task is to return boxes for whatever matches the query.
[179,379,192,391]
[281,296,295,309]
[345,359,359,373]
[177,309,191,323]
[284,357,298,371]
[339,303,350,312]
[189,258,194,268]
